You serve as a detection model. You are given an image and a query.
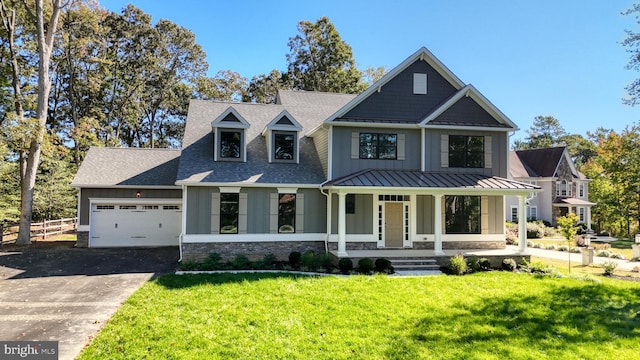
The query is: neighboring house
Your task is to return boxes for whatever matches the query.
[506,146,594,227]
[72,47,539,260]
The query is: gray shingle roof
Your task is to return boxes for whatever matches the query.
[72,147,180,187]
[177,91,354,184]
[327,169,539,191]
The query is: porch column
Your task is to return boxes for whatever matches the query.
[586,206,592,230]
[337,192,347,256]
[518,195,527,253]
[433,194,444,255]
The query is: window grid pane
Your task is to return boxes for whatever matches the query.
[359,133,397,160]
[278,194,296,233]
[220,193,239,234]
[449,135,484,168]
[220,131,241,158]
[274,133,295,160]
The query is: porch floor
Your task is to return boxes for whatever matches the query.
[329,248,528,258]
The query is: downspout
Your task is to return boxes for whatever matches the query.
[319,179,331,254]
[178,184,187,262]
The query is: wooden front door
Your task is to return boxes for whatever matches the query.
[385,202,403,248]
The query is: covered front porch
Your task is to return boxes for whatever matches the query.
[323,170,541,258]
[553,198,596,228]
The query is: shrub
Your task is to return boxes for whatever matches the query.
[338,258,353,274]
[288,251,302,267]
[202,253,224,270]
[526,222,544,239]
[231,254,252,269]
[317,253,334,271]
[255,253,277,269]
[596,250,611,258]
[478,257,491,271]
[545,244,557,251]
[374,258,393,273]
[576,223,588,235]
[301,250,320,271]
[467,256,480,272]
[533,243,543,249]
[505,228,518,245]
[520,259,560,277]
[610,253,625,260]
[631,266,640,273]
[179,260,200,271]
[502,258,517,271]
[602,260,618,276]
[448,254,467,275]
[570,247,582,253]
[357,258,375,274]
[526,241,534,247]
[557,245,569,252]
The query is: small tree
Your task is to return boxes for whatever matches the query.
[557,213,579,273]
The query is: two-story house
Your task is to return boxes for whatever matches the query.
[72,47,539,261]
[506,146,594,227]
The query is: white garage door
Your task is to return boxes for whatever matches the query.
[90,203,181,247]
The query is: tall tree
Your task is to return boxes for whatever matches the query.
[285,16,365,94]
[513,115,567,150]
[242,69,285,104]
[622,4,640,105]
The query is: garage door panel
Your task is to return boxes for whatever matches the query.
[90,203,181,247]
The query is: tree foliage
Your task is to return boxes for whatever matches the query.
[622,4,640,105]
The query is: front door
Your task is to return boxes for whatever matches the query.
[385,202,403,248]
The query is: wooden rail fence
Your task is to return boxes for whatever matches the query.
[1,217,78,244]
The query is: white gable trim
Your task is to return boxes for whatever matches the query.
[325,47,466,123]
[211,106,250,129]
[261,109,303,136]
[419,84,518,130]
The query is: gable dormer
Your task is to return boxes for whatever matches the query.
[211,107,250,162]
[262,110,303,163]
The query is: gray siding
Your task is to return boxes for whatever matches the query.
[311,128,329,177]
[186,186,326,234]
[429,96,504,127]
[416,195,434,234]
[338,60,457,122]
[330,193,373,234]
[488,196,504,234]
[424,129,507,177]
[332,126,421,179]
[79,188,181,225]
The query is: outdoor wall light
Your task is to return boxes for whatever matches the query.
[136,191,141,198]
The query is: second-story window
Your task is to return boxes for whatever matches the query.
[274,132,295,160]
[556,180,571,197]
[220,131,241,159]
[359,133,397,160]
[449,135,484,168]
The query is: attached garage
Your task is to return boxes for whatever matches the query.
[89,199,181,247]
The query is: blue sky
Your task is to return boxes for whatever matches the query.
[103,0,639,141]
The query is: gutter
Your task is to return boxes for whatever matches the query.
[319,179,331,254]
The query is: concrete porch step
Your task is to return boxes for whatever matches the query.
[390,258,441,271]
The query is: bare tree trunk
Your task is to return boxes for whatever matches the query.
[16,0,63,245]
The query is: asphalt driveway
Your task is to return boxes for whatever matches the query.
[0,242,178,360]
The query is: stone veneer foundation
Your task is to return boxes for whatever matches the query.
[181,241,326,262]
[76,231,89,248]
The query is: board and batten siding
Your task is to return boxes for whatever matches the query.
[337,60,457,122]
[416,195,435,234]
[425,129,507,177]
[330,193,373,234]
[80,188,181,226]
[186,186,326,235]
[331,126,421,179]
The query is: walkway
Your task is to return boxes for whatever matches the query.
[507,245,640,271]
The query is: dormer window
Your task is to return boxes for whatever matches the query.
[220,130,241,158]
[263,110,303,163]
[211,107,250,162]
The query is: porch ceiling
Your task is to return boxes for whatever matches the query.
[326,169,539,191]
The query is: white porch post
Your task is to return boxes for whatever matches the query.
[337,192,347,256]
[586,206,592,230]
[518,195,527,253]
[434,194,444,255]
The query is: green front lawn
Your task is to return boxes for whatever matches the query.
[79,272,639,359]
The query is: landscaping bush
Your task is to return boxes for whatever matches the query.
[570,247,582,253]
[602,260,618,276]
[374,258,394,273]
[179,260,200,271]
[526,241,534,247]
[557,245,569,252]
[533,243,543,249]
[318,253,334,271]
[203,253,224,270]
[338,258,353,274]
[545,244,557,251]
[505,228,518,245]
[448,254,467,275]
[301,250,320,271]
[501,258,517,271]
[288,251,302,267]
[520,258,560,277]
[526,222,544,239]
[610,253,625,260]
[255,253,277,269]
[576,223,588,235]
[478,257,491,271]
[231,254,252,269]
[596,250,612,258]
[467,257,480,272]
[357,258,375,274]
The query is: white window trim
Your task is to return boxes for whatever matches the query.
[510,206,519,222]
